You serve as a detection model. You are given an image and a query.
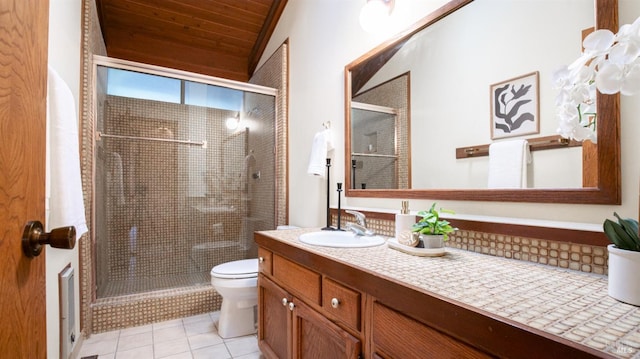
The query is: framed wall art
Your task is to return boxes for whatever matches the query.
[490,71,540,139]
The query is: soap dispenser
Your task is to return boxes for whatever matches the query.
[395,200,416,244]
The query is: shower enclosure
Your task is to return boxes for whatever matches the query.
[94,62,277,298]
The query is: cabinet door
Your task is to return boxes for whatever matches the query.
[292,299,361,359]
[259,275,292,359]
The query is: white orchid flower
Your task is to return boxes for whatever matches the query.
[555,16,640,143]
[583,29,615,54]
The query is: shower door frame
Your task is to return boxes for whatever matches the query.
[85,55,280,332]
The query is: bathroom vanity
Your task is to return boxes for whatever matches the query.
[256,228,637,359]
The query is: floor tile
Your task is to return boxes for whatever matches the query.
[192,343,231,359]
[154,325,187,342]
[120,323,153,337]
[78,338,118,357]
[113,344,154,359]
[183,313,212,325]
[154,336,190,358]
[117,331,153,352]
[185,320,216,336]
[225,336,259,357]
[188,331,224,350]
[234,353,264,359]
[78,312,263,359]
[153,318,184,330]
[161,352,194,359]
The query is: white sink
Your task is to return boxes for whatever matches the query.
[298,231,386,248]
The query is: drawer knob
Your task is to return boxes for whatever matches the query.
[281,298,288,306]
[288,302,296,311]
[331,298,340,308]
[259,257,264,263]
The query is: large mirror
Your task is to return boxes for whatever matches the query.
[345,0,620,204]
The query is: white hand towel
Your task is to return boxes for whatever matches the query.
[487,139,531,189]
[307,129,333,177]
[47,66,88,238]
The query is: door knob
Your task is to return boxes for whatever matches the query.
[22,220,76,258]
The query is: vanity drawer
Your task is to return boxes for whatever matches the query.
[258,248,272,275]
[322,277,361,331]
[371,301,492,358]
[272,254,321,305]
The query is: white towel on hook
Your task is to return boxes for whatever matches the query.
[487,139,531,189]
[47,66,88,238]
[307,129,333,177]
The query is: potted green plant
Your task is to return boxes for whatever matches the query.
[411,203,457,249]
[603,213,640,306]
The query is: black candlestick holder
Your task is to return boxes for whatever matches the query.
[336,182,344,231]
[321,158,337,231]
[351,160,357,189]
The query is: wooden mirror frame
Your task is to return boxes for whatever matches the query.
[344,0,620,204]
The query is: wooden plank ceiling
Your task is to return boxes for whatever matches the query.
[96,0,287,82]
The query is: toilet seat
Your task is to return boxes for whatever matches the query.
[211,258,258,279]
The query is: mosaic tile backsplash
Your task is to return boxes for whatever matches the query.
[334,212,609,275]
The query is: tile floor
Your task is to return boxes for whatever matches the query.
[77,312,263,359]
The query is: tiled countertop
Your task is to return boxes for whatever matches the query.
[259,228,640,359]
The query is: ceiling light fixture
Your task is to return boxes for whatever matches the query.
[226,113,239,130]
[359,0,395,34]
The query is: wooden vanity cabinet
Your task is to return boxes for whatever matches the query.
[258,251,362,359]
[256,233,609,359]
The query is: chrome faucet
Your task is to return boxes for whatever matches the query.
[345,210,375,236]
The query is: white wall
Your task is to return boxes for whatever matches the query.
[47,0,83,357]
[365,0,593,189]
[261,0,640,228]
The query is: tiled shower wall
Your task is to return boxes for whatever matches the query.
[96,95,271,298]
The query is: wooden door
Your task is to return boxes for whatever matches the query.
[0,0,50,357]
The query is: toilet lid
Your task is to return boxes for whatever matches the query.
[211,258,258,279]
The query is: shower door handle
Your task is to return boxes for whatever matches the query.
[22,220,76,258]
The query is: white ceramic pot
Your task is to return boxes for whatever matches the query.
[608,244,640,306]
[420,234,444,249]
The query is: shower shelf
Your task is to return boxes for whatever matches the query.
[97,131,207,148]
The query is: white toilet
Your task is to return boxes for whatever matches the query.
[210,225,297,338]
[210,258,259,338]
